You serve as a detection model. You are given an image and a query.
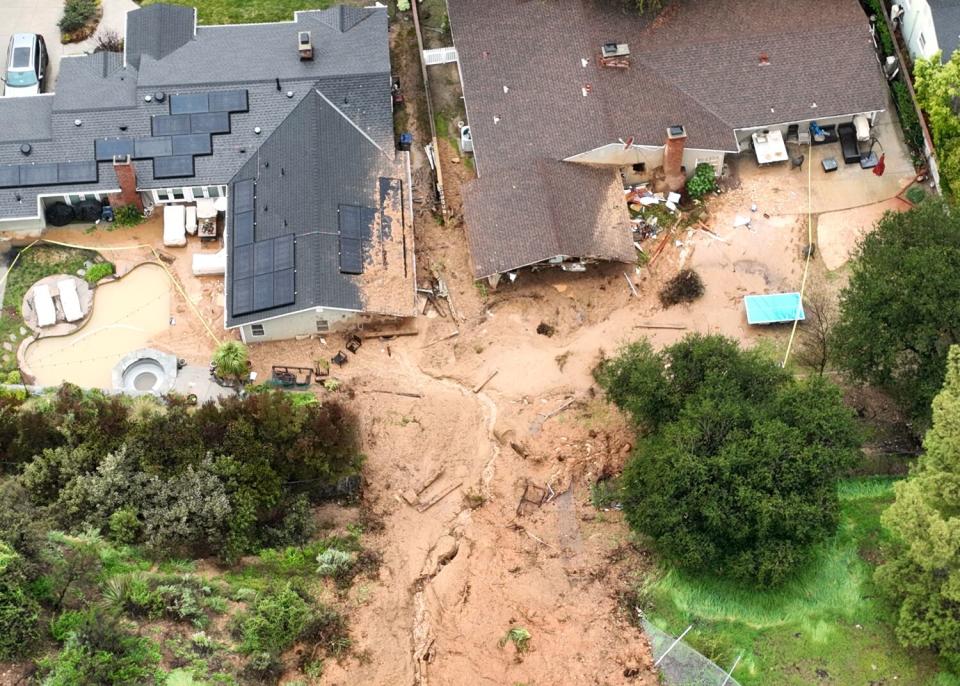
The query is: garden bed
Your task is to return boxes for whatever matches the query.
[59,0,102,44]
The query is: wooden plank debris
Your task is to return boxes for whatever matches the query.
[623,272,639,297]
[370,389,423,399]
[473,370,498,393]
[417,481,463,513]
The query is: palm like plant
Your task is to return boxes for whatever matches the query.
[213,341,249,381]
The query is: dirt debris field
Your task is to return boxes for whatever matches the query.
[236,12,923,685]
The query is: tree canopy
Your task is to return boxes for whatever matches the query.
[597,335,861,587]
[833,199,960,427]
[914,51,960,196]
[875,345,960,667]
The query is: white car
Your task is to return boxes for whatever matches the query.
[3,33,48,97]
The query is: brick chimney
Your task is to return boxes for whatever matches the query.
[663,125,687,193]
[110,157,142,211]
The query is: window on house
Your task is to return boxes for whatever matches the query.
[67,194,81,205]
[919,32,927,52]
[190,187,205,200]
[316,320,329,332]
[172,188,185,200]
[251,324,264,336]
[632,162,646,173]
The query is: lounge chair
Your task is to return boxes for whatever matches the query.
[185,205,198,235]
[33,284,57,327]
[163,205,187,247]
[191,248,227,276]
[57,279,84,323]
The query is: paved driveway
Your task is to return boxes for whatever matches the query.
[0,0,137,95]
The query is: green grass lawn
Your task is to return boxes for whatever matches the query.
[0,246,98,376]
[644,478,959,685]
[141,0,371,25]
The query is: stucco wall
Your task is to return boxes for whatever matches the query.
[899,0,940,60]
[239,307,359,343]
[564,144,729,180]
[733,111,882,150]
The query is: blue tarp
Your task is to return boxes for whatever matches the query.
[744,293,805,325]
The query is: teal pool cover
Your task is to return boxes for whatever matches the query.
[744,293,805,325]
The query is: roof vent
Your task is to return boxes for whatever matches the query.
[298,31,313,61]
[74,119,83,127]
[254,127,262,135]
[286,90,294,98]
[758,52,770,66]
[19,144,31,156]
[144,94,153,103]
[154,91,166,102]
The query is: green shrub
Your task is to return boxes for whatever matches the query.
[892,80,924,153]
[108,507,140,544]
[85,261,115,285]
[906,185,927,204]
[0,545,41,660]
[597,335,862,587]
[316,549,356,579]
[238,583,312,656]
[35,608,160,685]
[212,341,249,381]
[112,204,143,228]
[865,0,895,56]
[59,0,98,33]
[4,370,21,385]
[50,610,86,642]
[685,163,716,199]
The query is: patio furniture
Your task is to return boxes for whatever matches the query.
[346,335,362,353]
[332,351,348,367]
[57,279,84,323]
[744,293,805,325]
[195,198,218,242]
[185,205,198,235]
[838,123,861,164]
[270,365,312,387]
[192,248,227,276]
[752,129,789,164]
[33,284,57,327]
[162,205,187,247]
[791,154,805,170]
[822,157,838,173]
[859,152,879,169]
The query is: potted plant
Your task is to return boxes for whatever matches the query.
[212,341,249,385]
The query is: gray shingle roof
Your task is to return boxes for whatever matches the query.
[226,90,413,327]
[448,0,889,277]
[54,53,138,112]
[124,4,196,70]
[135,8,386,88]
[0,4,393,222]
[929,0,960,59]
[0,96,54,143]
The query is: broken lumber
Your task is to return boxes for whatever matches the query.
[422,330,459,349]
[473,370,498,393]
[370,389,423,399]
[633,321,688,330]
[623,272,639,297]
[415,466,446,496]
[417,481,463,513]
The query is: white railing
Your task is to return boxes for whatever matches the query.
[423,47,458,66]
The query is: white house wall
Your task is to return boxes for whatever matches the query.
[564,144,729,176]
[899,0,940,60]
[239,307,359,343]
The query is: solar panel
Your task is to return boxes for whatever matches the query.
[339,238,363,275]
[233,179,254,214]
[95,138,134,161]
[339,205,363,240]
[19,163,59,186]
[152,114,192,136]
[253,239,274,276]
[274,235,294,271]
[190,111,231,135]
[208,89,248,113]
[170,92,209,115]
[274,268,295,307]
[233,211,254,246]
[134,137,173,159]
[253,273,274,312]
[233,244,254,280]
[0,166,20,187]
[232,278,254,316]
[57,161,98,184]
[171,133,212,156]
[153,155,195,179]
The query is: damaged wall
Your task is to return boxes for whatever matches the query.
[564,143,729,180]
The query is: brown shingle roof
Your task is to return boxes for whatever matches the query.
[449,0,889,277]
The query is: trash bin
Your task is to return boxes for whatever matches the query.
[398,132,413,151]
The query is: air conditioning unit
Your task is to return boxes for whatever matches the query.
[298,31,313,61]
[601,43,630,58]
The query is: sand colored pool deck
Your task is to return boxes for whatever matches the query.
[24,264,172,388]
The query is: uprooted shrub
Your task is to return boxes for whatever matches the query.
[658,269,704,307]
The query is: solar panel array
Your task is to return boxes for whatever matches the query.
[0,161,98,188]
[338,204,375,274]
[230,178,296,317]
[93,89,248,180]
